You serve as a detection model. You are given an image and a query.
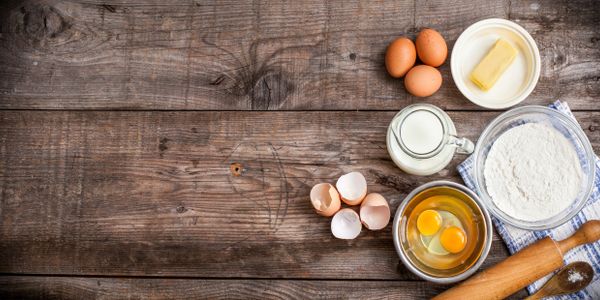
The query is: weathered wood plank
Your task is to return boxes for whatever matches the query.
[0,0,597,110]
[0,111,598,278]
[509,0,600,107]
[0,276,529,300]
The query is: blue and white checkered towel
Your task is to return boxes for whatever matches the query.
[457,101,600,299]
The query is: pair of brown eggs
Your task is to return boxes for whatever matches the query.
[385,28,448,97]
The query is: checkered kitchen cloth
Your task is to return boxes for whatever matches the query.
[457,101,600,299]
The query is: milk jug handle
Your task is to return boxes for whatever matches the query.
[448,135,474,155]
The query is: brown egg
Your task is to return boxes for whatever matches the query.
[385,37,416,78]
[404,65,442,97]
[416,28,448,67]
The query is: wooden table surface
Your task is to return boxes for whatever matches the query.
[0,0,598,299]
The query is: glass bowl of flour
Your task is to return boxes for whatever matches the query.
[473,106,595,230]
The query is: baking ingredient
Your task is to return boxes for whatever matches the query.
[385,37,417,78]
[484,123,583,221]
[417,209,442,235]
[469,39,517,91]
[331,208,362,239]
[389,104,468,176]
[385,28,446,97]
[568,269,584,283]
[416,28,447,67]
[360,193,390,230]
[406,191,484,271]
[310,183,341,217]
[439,226,467,253]
[336,171,368,205]
[399,108,444,155]
[404,65,442,97]
[419,210,467,255]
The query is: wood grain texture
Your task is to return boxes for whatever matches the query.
[0,1,597,298]
[0,276,529,300]
[0,0,598,110]
[0,110,598,278]
[510,0,600,107]
[2,277,438,299]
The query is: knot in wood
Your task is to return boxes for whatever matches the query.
[251,72,293,110]
[21,4,69,41]
[230,163,243,176]
[176,205,187,214]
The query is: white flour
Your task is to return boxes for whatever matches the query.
[568,269,585,283]
[484,123,583,221]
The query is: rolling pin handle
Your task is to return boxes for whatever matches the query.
[557,220,600,255]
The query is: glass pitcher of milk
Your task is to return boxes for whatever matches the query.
[386,103,474,176]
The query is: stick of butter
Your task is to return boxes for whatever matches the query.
[469,39,517,91]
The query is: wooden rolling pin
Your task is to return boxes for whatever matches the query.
[433,220,600,300]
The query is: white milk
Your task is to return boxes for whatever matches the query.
[400,110,444,155]
[387,104,472,176]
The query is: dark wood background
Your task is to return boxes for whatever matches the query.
[0,0,598,299]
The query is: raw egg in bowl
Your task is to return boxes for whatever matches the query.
[393,181,492,284]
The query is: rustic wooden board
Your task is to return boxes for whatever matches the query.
[0,0,598,110]
[0,276,529,299]
[1,110,598,278]
[0,0,598,298]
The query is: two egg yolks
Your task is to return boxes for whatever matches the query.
[416,209,466,254]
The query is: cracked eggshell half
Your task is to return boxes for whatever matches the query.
[331,208,362,239]
[310,183,341,217]
[360,193,390,230]
[336,171,367,205]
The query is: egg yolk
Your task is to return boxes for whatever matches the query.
[440,226,467,253]
[417,209,442,236]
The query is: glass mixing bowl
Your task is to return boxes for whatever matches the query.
[473,106,596,230]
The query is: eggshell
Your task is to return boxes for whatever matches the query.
[331,208,362,239]
[310,183,341,217]
[336,172,367,205]
[404,65,442,97]
[385,37,417,78]
[360,193,390,230]
[416,28,448,67]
